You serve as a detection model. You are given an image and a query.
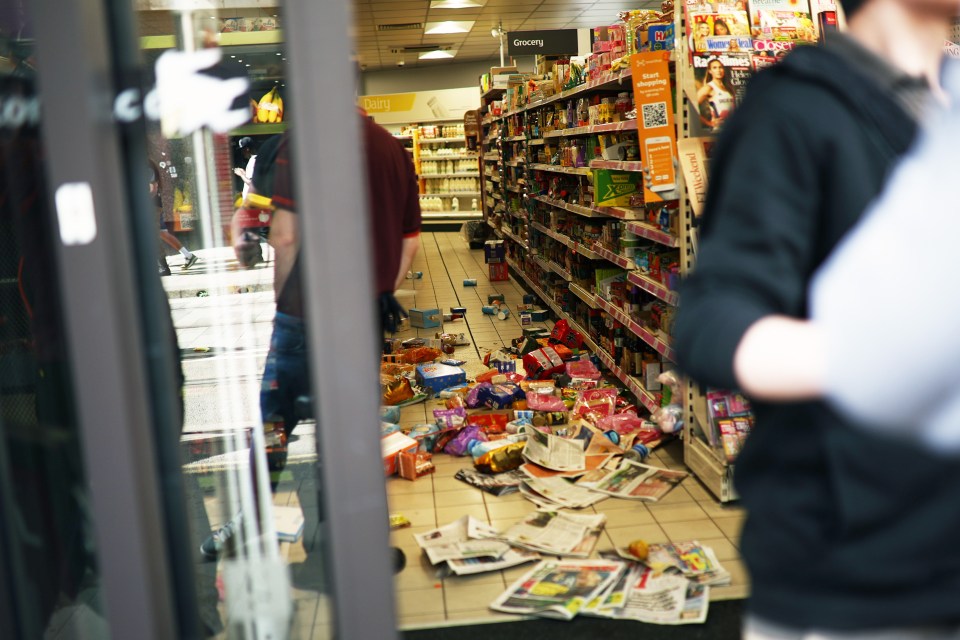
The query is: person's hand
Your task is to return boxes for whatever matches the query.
[378,292,408,335]
[234,167,246,179]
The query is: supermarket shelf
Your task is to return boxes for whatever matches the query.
[528,139,545,146]
[481,86,507,101]
[534,196,607,219]
[590,159,645,172]
[506,258,564,318]
[506,158,526,166]
[594,295,676,362]
[421,155,477,161]
[489,175,501,183]
[568,283,598,309]
[418,137,466,143]
[501,228,528,250]
[483,154,500,161]
[550,261,573,281]
[422,212,483,220]
[422,173,480,178]
[543,120,638,139]
[421,192,481,197]
[627,271,679,306]
[685,436,737,503]
[392,134,413,141]
[565,317,601,354]
[501,68,635,119]
[623,220,680,248]
[529,221,571,248]
[591,244,634,271]
[592,349,660,414]
[504,134,526,142]
[529,163,591,176]
[229,122,288,136]
[506,184,522,193]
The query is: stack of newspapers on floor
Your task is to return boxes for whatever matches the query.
[490,541,731,625]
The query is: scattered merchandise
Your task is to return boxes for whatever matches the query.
[489,558,626,619]
[455,467,527,495]
[575,459,688,501]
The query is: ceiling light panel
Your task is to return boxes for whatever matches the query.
[430,0,486,7]
[424,20,475,34]
[419,49,456,59]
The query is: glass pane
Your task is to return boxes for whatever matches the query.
[0,4,105,638]
[120,7,331,638]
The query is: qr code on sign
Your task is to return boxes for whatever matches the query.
[642,101,668,129]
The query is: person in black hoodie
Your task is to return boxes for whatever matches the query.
[672,0,960,636]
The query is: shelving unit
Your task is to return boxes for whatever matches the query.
[477,64,685,429]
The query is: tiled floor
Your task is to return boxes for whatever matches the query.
[387,232,750,630]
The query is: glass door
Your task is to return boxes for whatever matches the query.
[0,0,399,638]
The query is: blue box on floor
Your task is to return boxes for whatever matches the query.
[409,308,441,329]
[484,240,505,263]
[416,363,467,395]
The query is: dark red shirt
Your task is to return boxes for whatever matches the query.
[271,117,421,316]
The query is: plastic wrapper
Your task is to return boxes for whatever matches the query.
[572,388,619,422]
[526,391,567,412]
[475,369,502,384]
[657,370,684,406]
[380,362,415,378]
[474,441,526,474]
[565,359,601,380]
[596,411,646,436]
[433,406,467,429]
[651,404,684,434]
[407,423,442,452]
[380,405,401,424]
[466,412,509,434]
[382,377,414,406]
[381,421,401,436]
[444,424,487,457]
[445,395,466,410]
[466,383,492,408]
[399,346,444,364]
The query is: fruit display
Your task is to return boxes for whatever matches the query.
[254,86,284,123]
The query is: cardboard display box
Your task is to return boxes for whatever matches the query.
[416,363,467,395]
[381,431,419,476]
[409,308,441,329]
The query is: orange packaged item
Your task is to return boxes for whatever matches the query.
[382,377,414,406]
[475,368,502,383]
[466,412,509,434]
[399,346,443,364]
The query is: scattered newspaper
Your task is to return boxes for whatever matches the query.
[519,453,615,479]
[520,475,609,509]
[521,426,586,472]
[498,510,606,557]
[454,467,526,496]
[414,516,507,565]
[575,459,688,501]
[446,547,541,576]
[584,560,710,625]
[626,540,732,586]
[489,558,627,620]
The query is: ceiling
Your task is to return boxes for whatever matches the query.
[135,1,663,73]
[351,0,661,71]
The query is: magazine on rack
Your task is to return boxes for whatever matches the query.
[499,510,607,557]
[575,459,688,501]
[687,8,752,54]
[747,0,816,42]
[687,52,752,136]
[489,558,627,620]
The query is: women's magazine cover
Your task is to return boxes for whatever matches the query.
[689,52,752,134]
[685,0,753,55]
[747,0,817,41]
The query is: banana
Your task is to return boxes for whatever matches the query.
[257,86,282,124]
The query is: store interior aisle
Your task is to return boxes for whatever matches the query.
[387,231,749,631]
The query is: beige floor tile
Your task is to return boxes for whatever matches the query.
[397,612,449,629]
[442,570,505,588]
[394,508,438,529]
[434,489,486,508]
[696,498,747,519]
[394,558,445,592]
[600,505,658,528]
[433,474,472,493]
[396,586,446,618]
[652,484,697,504]
[388,492,436,512]
[386,477,435,496]
[660,519,724,540]
[435,504,488,524]
[649,503,709,524]
[712,515,745,540]
[443,610,526,624]
[444,581,510,613]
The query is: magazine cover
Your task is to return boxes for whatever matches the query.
[489,559,627,620]
[689,10,753,54]
[748,0,817,41]
[690,52,752,134]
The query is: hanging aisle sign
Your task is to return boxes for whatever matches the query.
[507,29,580,56]
[359,87,479,125]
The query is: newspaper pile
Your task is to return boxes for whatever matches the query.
[413,510,607,575]
[489,540,729,624]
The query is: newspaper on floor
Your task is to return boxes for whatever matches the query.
[414,515,508,565]
[519,475,609,509]
[489,558,627,620]
[617,540,731,586]
[445,547,541,576]
[521,425,586,472]
[454,467,526,496]
[498,510,606,557]
[616,566,709,625]
[575,458,688,501]
[519,453,615,479]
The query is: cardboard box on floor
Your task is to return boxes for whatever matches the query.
[382,431,418,476]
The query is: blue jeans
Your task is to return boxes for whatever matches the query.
[260,312,311,439]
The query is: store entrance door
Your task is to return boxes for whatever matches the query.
[0,0,399,638]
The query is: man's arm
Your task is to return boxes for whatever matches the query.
[267,207,299,300]
[393,233,420,291]
[733,316,826,400]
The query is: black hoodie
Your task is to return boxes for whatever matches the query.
[674,45,960,630]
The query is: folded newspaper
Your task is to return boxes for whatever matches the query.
[414,516,541,575]
[521,426,586,472]
[575,459,688,501]
[519,475,609,509]
[490,558,627,620]
[583,562,710,625]
[498,510,606,557]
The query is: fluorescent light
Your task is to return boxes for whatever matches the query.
[419,49,456,59]
[430,0,485,7]
[424,20,474,34]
